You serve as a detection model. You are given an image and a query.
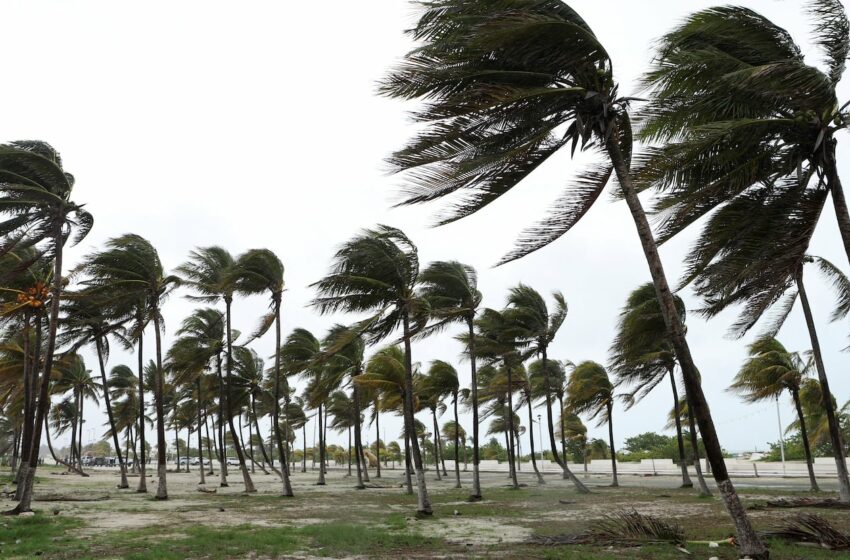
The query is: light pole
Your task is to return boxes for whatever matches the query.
[537,414,542,461]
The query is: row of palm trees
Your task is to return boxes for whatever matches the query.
[378,1,850,557]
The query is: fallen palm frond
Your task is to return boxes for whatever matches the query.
[528,509,685,547]
[750,497,850,510]
[761,513,850,550]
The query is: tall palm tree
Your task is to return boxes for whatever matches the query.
[59,293,130,488]
[55,355,100,472]
[423,360,461,488]
[514,364,545,485]
[79,234,179,499]
[234,248,293,496]
[177,247,255,493]
[380,3,762,552]
[417,260,483,498]
[0,141,92,515]
[311,225,432,515]
[566,361,618,487]
[232,347,277,478]
[505,285,587,491]
[610,283,704,492]
[730,337,819,492]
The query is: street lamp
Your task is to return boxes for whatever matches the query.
[537,414,542,461]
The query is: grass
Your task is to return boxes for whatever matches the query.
[0,515,83,558]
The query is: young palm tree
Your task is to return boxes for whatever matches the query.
[0,141,92,514]
[417,260,484,498]
[505,285,587,491]
[730,337,819,492]
[234,248,293,496]
[566,361,618,487]
[380,2,762,551]
[559,412,589,476]
[232,347,277,478]
[423,360,462,488]
[311,226,432,515]
[55,355,100,472]
[177,247,255,493]
[79,234,179,499]
[610,283,701,491]
[514,365,545,485]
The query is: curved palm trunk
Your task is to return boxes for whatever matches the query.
[204,413,215,475]
[431,410,442,481]
[136,331,147,493]
[301,424,307,473]
[224,299,255,493]
[316,403,326,485]
[790,387,819,492]
[556,391,589,493]
[668,369,692,489]
[78,391,86,472]
[607,134,766,558]
[506,367,518,490]
[403,431,413,495]
[606,402,618,487]
[15,313,33,489]
[526,397,544,485]
[152,314,168,500]
[96,337,129,489]
[44,414,85,475]
[686,403,712,496]
[402,313,432,514]
[197,381,206,485]
[467,319,482,501]
[826,140,850,266]
[8,220,65,514]
[453,394,461,488]
[213,377,228,486]
[249,397,277,477]
[795,269,850,501]
[351,381,366,489]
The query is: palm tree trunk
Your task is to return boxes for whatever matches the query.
[668,368,692,489]
[224,299,255,493]
[686,405,712,496]
[215,357,228,486]
[556,391,589,493]
[316,403,326,485]
[136,330,147,493]
[467,318,482,501]
[249,397,276,477]
[9,219,65,514]
[431,411,442,481]
[795,268,850,501]
[175,429,180,473]
[197,381,206,485]
[95,337,129,488]
[402,312,432,514]
[606,133,765,558]
[351,380,366,489]
[375,406,382,478]
[403,431,413,495]
[790,386,819,492]
[245,414,255,473]
[526,397,544,485]
[826,140,850,265]
[15,313,32,489]
[505,367,518,489]
[78,391,86,472]
[152,313,169,500]
[453,394,461,489]
[607,402,618,487]
[301,424,307,473]
[203,412,214,475]
[347,427,352,476]
[271,300,293,496]
[44,414,84,474]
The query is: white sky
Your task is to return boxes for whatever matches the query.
[5,0,849,457]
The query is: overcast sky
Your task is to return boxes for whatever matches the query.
[5,0,849,457]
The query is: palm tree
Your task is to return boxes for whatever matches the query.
[55,355,100,472]
[610,283,703,492]
[506,285,587,492]
[417,260,483,498]
[423,360,461,488]
[730,337,819,492]
[59,293,131,488]
[177,247,255,493]
[442,420,467,473]
[566,361,618,487]
[232,347,278,478]
[559,412,589,476]
[311,225,432,515]
[79,234,178,499]
[234,248,293,496]
[0,141,92,514]
[638,1,850,266]
[514,364,545,485]
[380,3,762,552]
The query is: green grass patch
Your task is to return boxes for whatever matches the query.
[0,514,83,558]
[298,522,438,556]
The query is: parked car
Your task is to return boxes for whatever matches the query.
[226,458,240,466]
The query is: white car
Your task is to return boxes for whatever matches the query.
[226,458,240,466]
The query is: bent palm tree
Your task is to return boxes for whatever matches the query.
[418,260,484,498]
[311,226,432,515]
[730,337,819,492]
[178,247,255,493]
[380,2,762,552]
[423,360,461,488]
[0,141,92,514]
[566,361,618,487]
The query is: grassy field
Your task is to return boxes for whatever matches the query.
[1,466,849,559]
